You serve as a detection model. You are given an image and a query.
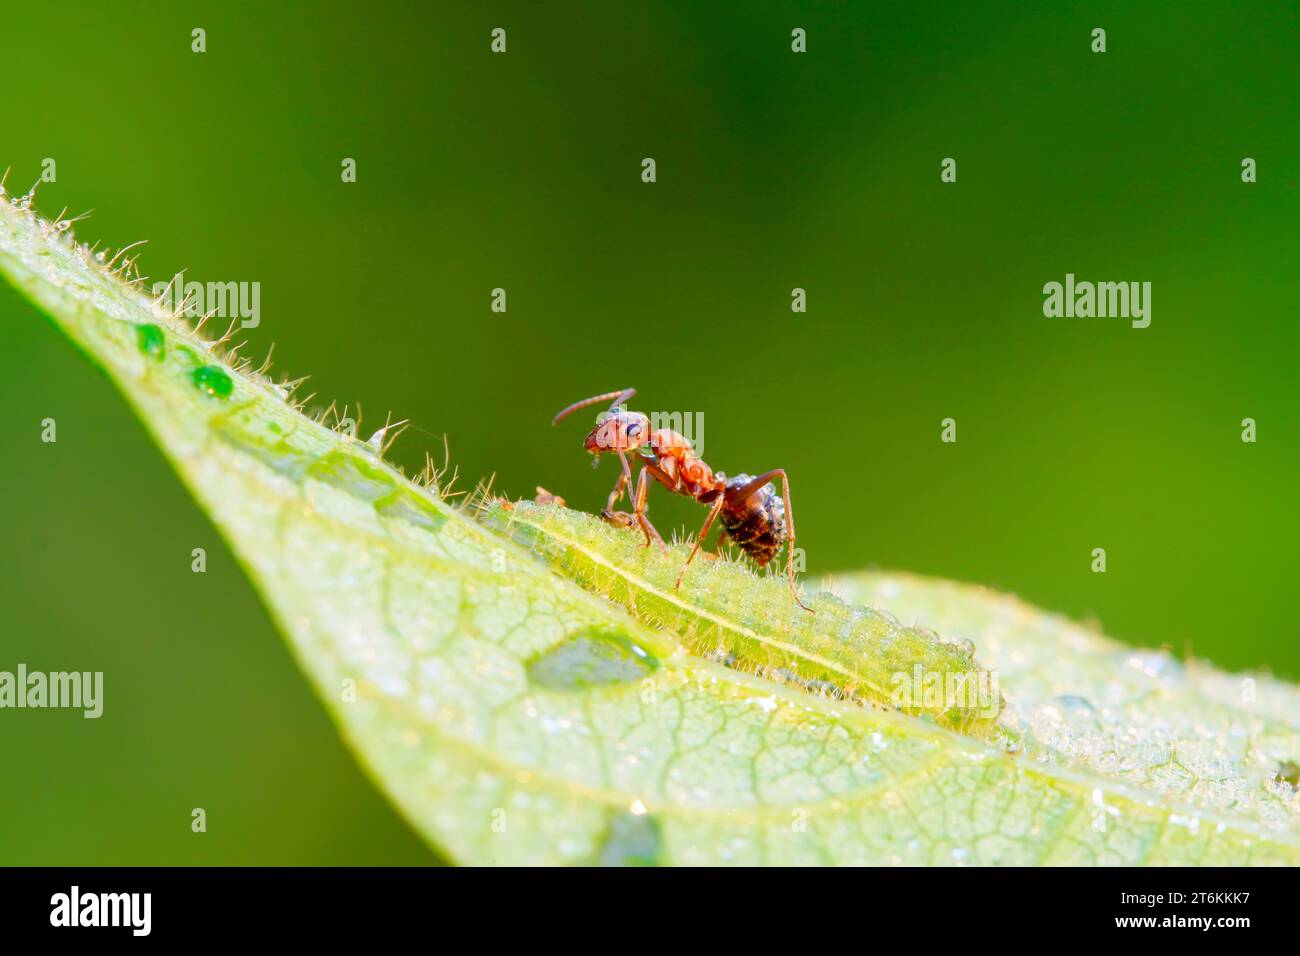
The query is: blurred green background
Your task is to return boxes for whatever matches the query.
[1,2,1296,864]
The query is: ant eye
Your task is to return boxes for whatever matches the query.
[626,424,641,438]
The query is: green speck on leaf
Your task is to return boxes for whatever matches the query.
[192,364,233,399]
[135,322,165,358]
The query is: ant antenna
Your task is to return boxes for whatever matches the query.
[552,387,637,426]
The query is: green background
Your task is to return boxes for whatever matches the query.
[1,2,1296,864]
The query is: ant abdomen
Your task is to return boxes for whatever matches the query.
[721,474,787,567]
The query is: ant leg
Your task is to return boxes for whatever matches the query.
[603,469,629,514]
[727,469,812,614]
[552,387,637,425]
[632,465,667,549]
[600,451,637,529]
[675,494,726,589]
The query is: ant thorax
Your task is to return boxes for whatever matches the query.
[650,437,720,498]
[648,427,693,458]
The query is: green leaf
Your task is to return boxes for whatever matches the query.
[3,194,1297,865]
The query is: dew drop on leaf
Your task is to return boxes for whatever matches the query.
[526,628,657,690]
[1278,760,1300,788]
[595,810,662,866]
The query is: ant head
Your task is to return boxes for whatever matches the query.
[584,408,650,455]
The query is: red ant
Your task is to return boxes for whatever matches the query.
[552,388,812,613]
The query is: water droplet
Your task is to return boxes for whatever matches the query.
[172,345,200,368]
[376,492,448,532]
[213,420,314,481]
[595,810,662,866]
[1053,694,1095,714]
[135,323,165,359]
[307,452,398,502]
[526,628,657,690]
[192,365,233,399]
[1277,760,1300,788]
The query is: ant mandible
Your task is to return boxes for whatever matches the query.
[552,387,812,613]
